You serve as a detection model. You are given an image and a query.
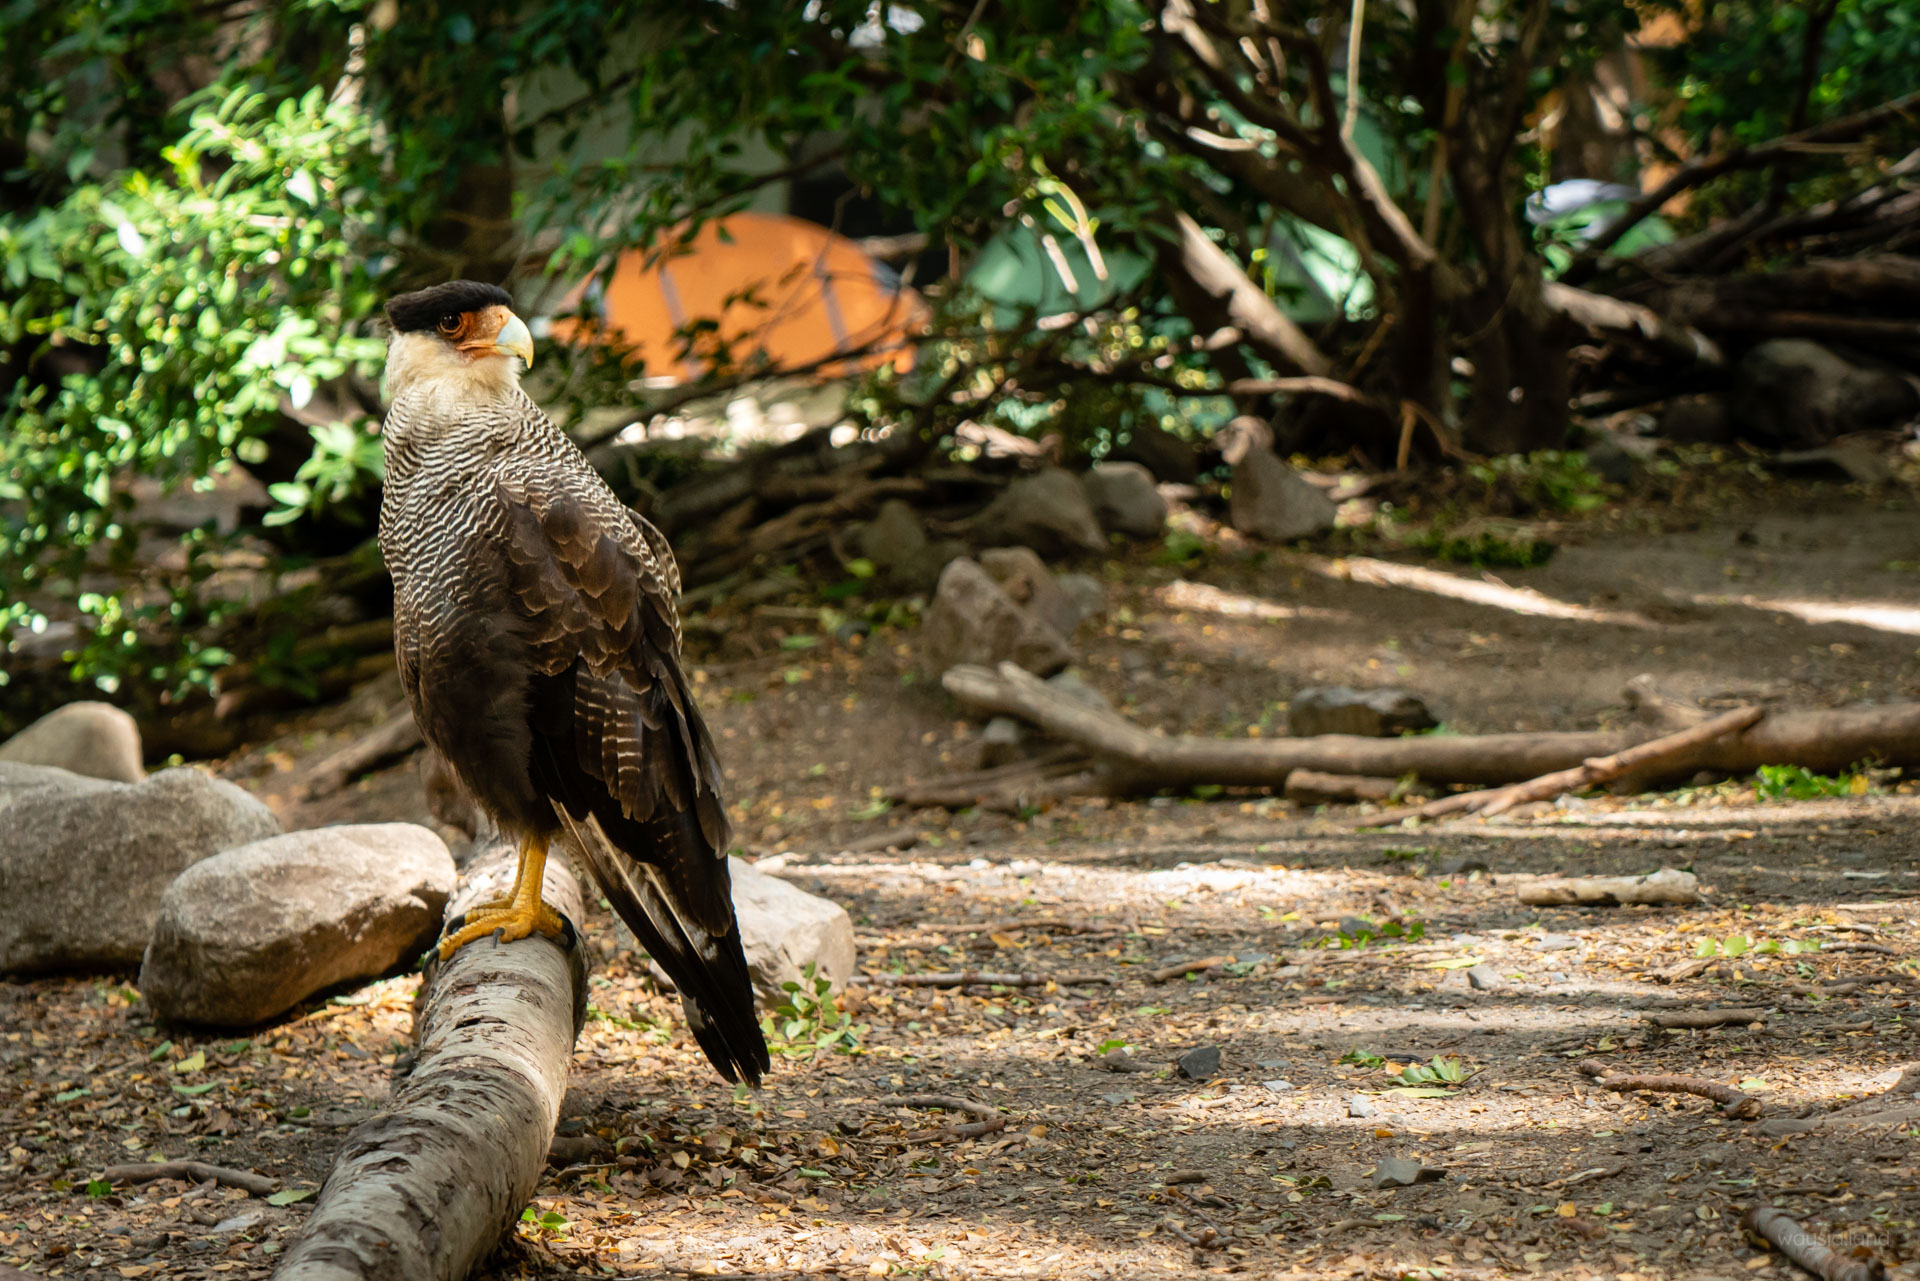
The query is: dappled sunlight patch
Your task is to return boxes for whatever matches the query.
[1301,555,1664,628]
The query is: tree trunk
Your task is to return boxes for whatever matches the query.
[274,843,589,1281]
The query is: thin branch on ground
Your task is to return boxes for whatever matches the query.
[1644,1007,1770,1030]
[99,1161,277,1198]
[1577,1060,1763,1119]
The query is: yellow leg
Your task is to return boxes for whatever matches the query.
[437,834,569,959]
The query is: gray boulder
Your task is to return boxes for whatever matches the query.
[140,824,456,1026]
[1229,450,1338,542]
[976,717,1028,769]
[0,766,281,974]
[1660,394,1734,445]
[729,857,856,1007]
[979,545,1083,639]
[1288,687,1438,738]
[1736,339,1920,447]
[856,499,965,593]
[0,701,145,783]
[1080,463,1168,538]
[0,761,110,811]
[920,558,1073,679]
[1055,572,1108,626]
[972,468,1107,557]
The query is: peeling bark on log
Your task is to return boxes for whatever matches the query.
[274,843,589,1281]
[1518,868,1702,906]
[943,662,1920,794]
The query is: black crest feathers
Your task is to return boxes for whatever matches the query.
[385,280,513,334]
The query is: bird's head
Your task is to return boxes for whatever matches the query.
[383,280,534,401]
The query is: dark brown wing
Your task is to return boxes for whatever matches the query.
[497,478,767,1084]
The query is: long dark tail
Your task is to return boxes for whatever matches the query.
[556,806,770,1084]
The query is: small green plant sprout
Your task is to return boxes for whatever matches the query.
[1096,1038,1134,1056]
[1324,917,1426,949]
[1381,847,1430,863]
[760,963,869,1058]
[1753,763,1869,800]
[520,1205,570,1235]
[1340,1048,1387,1069]
[1395,1055,1473,1087]
[1694,935,1821,958]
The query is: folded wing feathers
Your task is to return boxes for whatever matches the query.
[498,474,762,1082]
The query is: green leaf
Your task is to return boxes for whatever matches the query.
[149,1040,174,1060]
[55,1088,90,1103]
[266,1187,314,1206]
[173,1050,206,1073]
[173,1082,218,1096]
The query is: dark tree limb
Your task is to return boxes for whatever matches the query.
[1577,1059,1763,1119]
[1566,89,1920,277]
[274,843,589,1281]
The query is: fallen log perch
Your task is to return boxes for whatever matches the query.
[274,842,590,1281]
[941,663,1920,799]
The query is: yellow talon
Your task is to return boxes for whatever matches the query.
[437,834,569,959]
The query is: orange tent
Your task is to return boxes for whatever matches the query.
[548,212,928,384]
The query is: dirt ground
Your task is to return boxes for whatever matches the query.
[4,478,1920,1280]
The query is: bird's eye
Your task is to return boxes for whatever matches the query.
[436,315,462,335]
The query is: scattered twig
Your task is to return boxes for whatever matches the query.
[1159,1217,1222,1250]
[898,1095,1007,1139]
[1659,956,1723,983]
[1539,1158,1631,1190]
[867,970,1116,988]
[100,1161,277,1198]
[1743,1206,1887,1281]
[1644,1008,1770,1030]
[1577,1059,1763,1119]
[1366,706,1763,826]
[1818,941,1899,956]
[1151,955,1235,983]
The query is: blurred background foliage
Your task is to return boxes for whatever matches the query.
[3,0,1915,723]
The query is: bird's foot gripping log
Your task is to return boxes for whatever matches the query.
[437,833,570,959]
[274,841,589,1281]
